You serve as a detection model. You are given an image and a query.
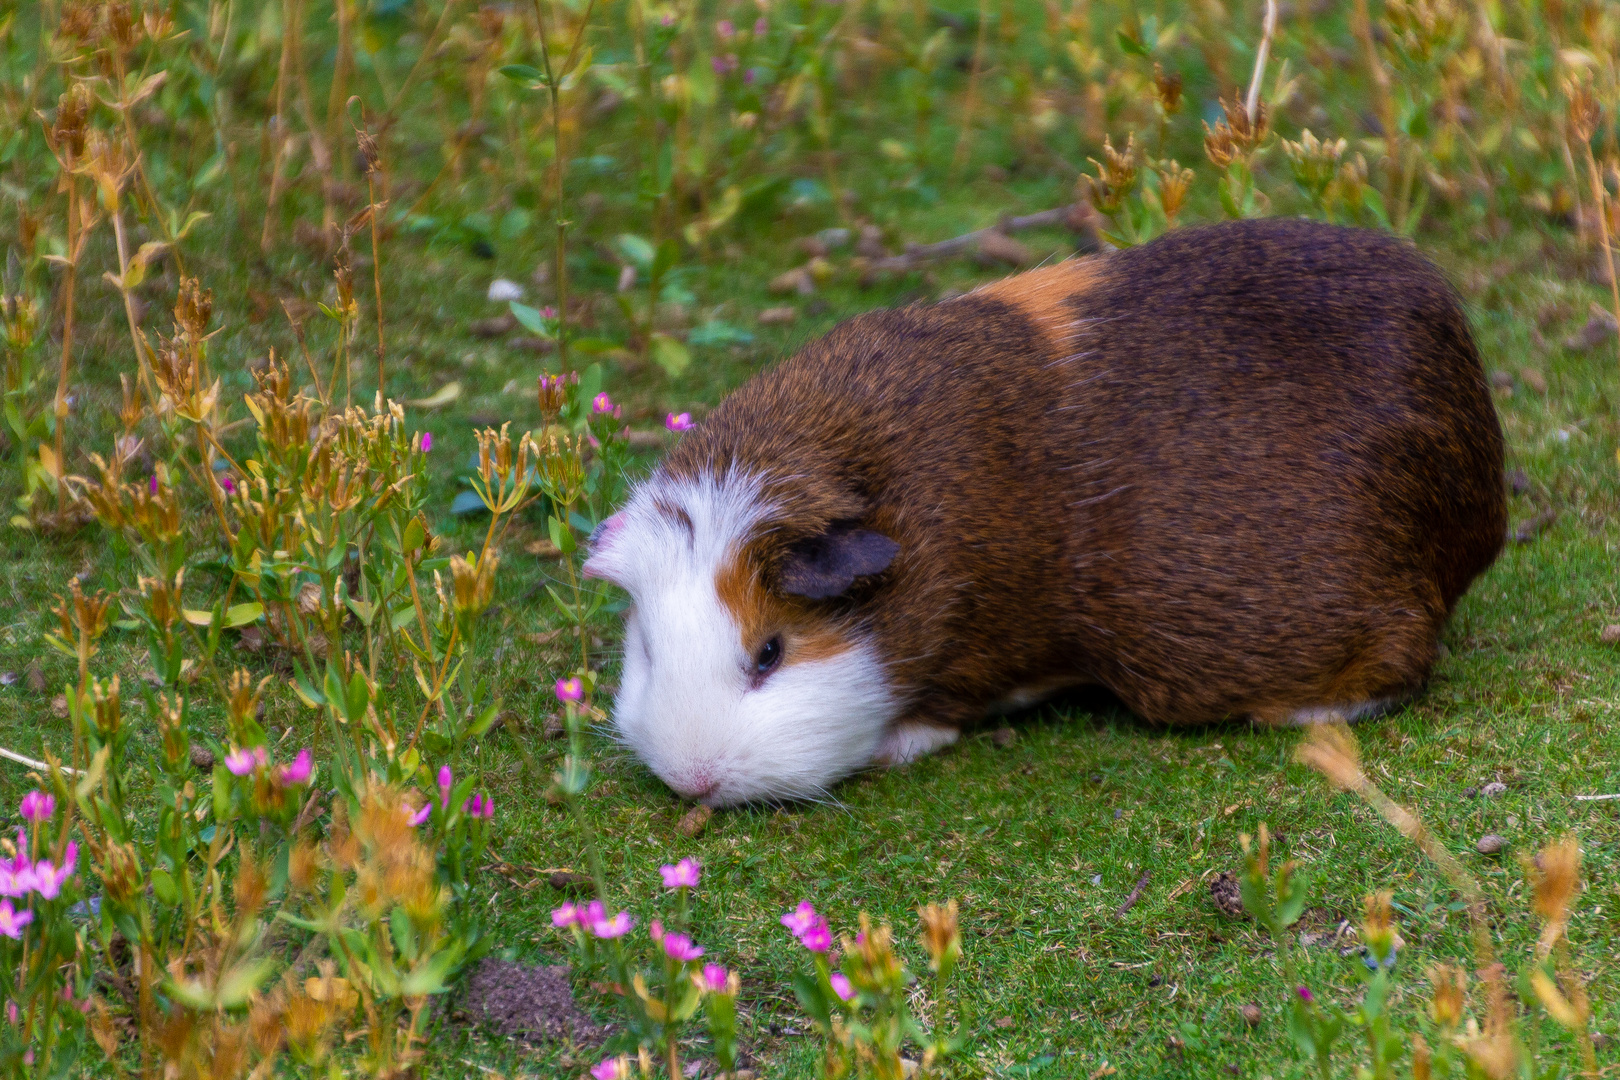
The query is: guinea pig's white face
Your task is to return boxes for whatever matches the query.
[582,472,901,806]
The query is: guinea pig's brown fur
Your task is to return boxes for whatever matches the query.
[657,218,1505,736]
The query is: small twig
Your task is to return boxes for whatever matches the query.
[862,204,1087,273]
[0,747,81,776]
[1115,871,1151,917]
[1573,793,1620,802]
[1245,0,1278,127]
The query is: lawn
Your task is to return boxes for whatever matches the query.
[4,0,1620,1074]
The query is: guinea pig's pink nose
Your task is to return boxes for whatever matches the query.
[670,766,719,802]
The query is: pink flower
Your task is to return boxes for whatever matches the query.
[148,474,158,494]
[32,845,76,900]
[754,16,768,34]
[830,972,856,1002]
[716,18,735,38]
[555,677,584,702]
[276,749,313,787]
[4,1002,14,1025]
[1297,986,1314,1003]
[660,858,701,889]
[659,12,674,25]
[798,917,832,953]
[438,765,453,810]
[405,801,432,827]
[591,1057,630,1080]
[711,54,739,75]
[220,474,236,494]
[649,918,665,943]
[662,932,704,962]
[590,910,636,939]
[541,305,558,320]
[592,392,614,414]
[700,963,730,993]
[0,901,31,940]
[781,901,819,936]
[580,900,606,925]
[19,792,53,823]
[0,849,32,898]
[552,902,581,928]
[665,412,694,432]
[224,747,266,777]
[462,793,495,820]
[417,431,433,453]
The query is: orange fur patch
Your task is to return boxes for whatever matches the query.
[973,256,1107,349]
[714,549,852,665]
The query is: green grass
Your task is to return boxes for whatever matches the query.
[3,189,1620,1078]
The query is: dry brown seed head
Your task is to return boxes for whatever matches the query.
[918,898,961,974]
[1152,63,1183,115]
[356,128,381,176]
[1085,134,1138,215]
[536,372,575,417]
[1566,77,1600,144]
[1155,160,1194,221]
[174,277,213,340]
[105,0,138,50]
[142,7,174,40]
[90,675,121,737]
[52,83,92,160]
[1294,723,1365,791]
[57,1,97,42]
[3,294,41,354]
[234,847,269,916]
[1531,834,1580,926]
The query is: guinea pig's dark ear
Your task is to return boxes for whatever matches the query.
[777,525,899,600]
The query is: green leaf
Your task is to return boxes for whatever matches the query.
[152,868,178,906]
[498,63,547,86]
[791,972,831,1028]
[650,333,691,377]
[615,233,657,268]
[216,957,277,1008]
[402,518,426,553]
[224,602,264,628]
[509,301,552,336]
[1116,29,1151,56]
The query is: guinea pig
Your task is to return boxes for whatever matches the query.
[582,218,1506,807]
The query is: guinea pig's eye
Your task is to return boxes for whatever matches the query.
[754,636,783,676]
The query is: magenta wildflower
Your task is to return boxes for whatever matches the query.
[580,900,606,925]
[591,1056,630,1080]
[462,793,495,820]
[32,844,76,900]
[148,474,158,494]
[555,677,584,702]
[224,746,266,777]
[220,474,236,494]
[1297,986,1314,1003]
[276,748,313,787]
[781,901,819,936]
[660,857,701,889]
[649,918,665,943]
[716,18,735,38]
[437,765,453,810]
[659,12,674,25]
[552,902,581,928]
[743,68,757,84]
[798,917,832,953]
[754,16,768,34]
[0,901,31,940]
[590,910,636,939]
[19,791,53,823]
[405,801,432,827]
[4,1002,14,1025]
[830,972,856,1002]
[700,963,730,993]
[541,305,557,319]
[592,392,614,414]
[418,431,433,453]
[665,411,694,432]
[662,932,704,962]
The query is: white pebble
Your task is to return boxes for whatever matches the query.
[487,278,525,302]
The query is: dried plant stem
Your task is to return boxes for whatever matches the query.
[107,207,154,394]
[377,0,466,136]
[1350,0,1397,177]
[260,0,299,250]
[327,0,356,162]
[1245,0,1278,127]
[949,0,992,179]
[1579,141,1620,368]
[53,173,80,509]
[367,176,386,393]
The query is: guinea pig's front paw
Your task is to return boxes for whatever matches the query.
[873,721,961,767]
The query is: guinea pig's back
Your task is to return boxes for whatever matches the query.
[980,218,1505,723]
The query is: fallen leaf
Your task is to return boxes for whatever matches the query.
[677,804,713,837]
[24,661,45,693]
[525,538,562,558]
[408,381,462,409]
[758,305,799,325]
